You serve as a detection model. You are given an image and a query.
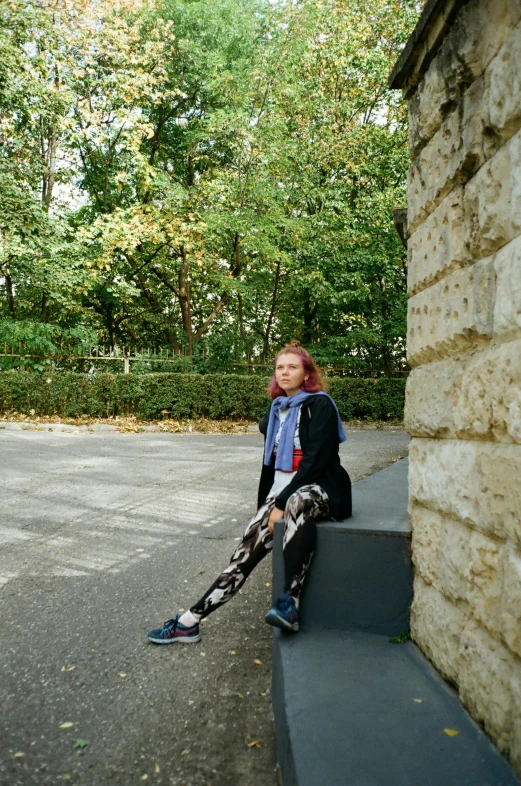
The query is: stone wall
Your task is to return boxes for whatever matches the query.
[391,0,521,773]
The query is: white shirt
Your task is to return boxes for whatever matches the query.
[268,407,301,499]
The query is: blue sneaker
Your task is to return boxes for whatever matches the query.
[265,594,299,632]
[147,614,201,645]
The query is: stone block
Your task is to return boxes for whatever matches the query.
[404,360,460,438]
[466,531,502,637]
[454,0,521,86]
[409,502,443,586]
[458,620,516,751]
[453,339,521,443]
[408,106,478,234]
[486,19,521,144]
[408,438,521,545]
[408,61,453,160]
[410,575,466,684]
[464,128,521,257]
[407,186,469,296]
[494,233,521,342]
[500,544,521,657]
[437,517,472,604]
[407,257,495,366]
[411,502,504,638]
[407,0,521,157]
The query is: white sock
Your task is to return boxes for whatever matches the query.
[178,610,200,627]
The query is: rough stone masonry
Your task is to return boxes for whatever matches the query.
[389,0,521,774]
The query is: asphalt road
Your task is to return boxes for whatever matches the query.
[0,424,410,786]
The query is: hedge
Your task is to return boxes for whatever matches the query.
[0,371,406,422]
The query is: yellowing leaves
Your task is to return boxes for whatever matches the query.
[443,728,460,737]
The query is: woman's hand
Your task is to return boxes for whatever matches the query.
[268,506,284,534]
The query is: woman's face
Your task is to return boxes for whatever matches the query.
[275,353,308,396]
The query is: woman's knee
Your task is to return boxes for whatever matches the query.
[285,489,311,519]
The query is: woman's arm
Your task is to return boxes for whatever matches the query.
[273,396,337,510]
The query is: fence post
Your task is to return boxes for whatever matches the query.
[124,357,130,375]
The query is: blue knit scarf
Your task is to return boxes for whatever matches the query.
[263,390,346,471]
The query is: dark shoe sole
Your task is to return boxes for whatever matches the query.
[264,610,299,632]
[147,634,201,645]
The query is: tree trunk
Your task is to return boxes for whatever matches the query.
[262,259,281,362]
[237,292,253,372]
[39,60,60,318]
[376,275,392,377]
[5,272,16,318]
[302,293,317,345]
[178,246,193,355]
[41,292,50,322]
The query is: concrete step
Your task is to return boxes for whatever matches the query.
[272,628,520,786]
[273,459,413,637]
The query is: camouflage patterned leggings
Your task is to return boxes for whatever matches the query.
[190,484,330,620]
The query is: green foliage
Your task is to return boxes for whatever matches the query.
[0,372,405,421]
[0,320,96,371]
[0,0,420,374]
[389,631,411,644]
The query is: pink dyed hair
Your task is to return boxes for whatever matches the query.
[267,341,327,399]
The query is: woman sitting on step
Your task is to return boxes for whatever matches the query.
[147,341,352,643]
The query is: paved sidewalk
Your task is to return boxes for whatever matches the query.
[0,426,409,786]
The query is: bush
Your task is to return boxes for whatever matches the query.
[0,372,406,421]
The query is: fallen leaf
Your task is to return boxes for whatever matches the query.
[61,666,76,672]
[60,722,74,729]
[197,569,205,575]
[141,775,148,781]
[73,739,89,749]
[63,776,71,781]
[443,728,460,737]
[230,650,236,656]
[135,549,145,553]
[181,749,189,756]
[247,740,262,748]
[200,652,206,657]
[155,764,160,774]
[232,518,237,522]
[236,692,243,698]
[118,672,128,678]
[260,691,268,697]
[413,699,423,704]
[14,752,24,758]
[244,637,249,641]
[253,659,262,666]
[265,582,271,587]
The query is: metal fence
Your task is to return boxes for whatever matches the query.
[0,344,408,377]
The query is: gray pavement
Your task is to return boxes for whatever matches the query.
[0,425,410,786]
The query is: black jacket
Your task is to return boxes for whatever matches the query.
[257,394,352,521]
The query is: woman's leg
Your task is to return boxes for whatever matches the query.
[282,484,330,603]
[189,497,277,620]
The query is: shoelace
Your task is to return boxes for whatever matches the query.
[163,618,178,634]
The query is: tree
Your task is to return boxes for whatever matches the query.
[1,0,420,374]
